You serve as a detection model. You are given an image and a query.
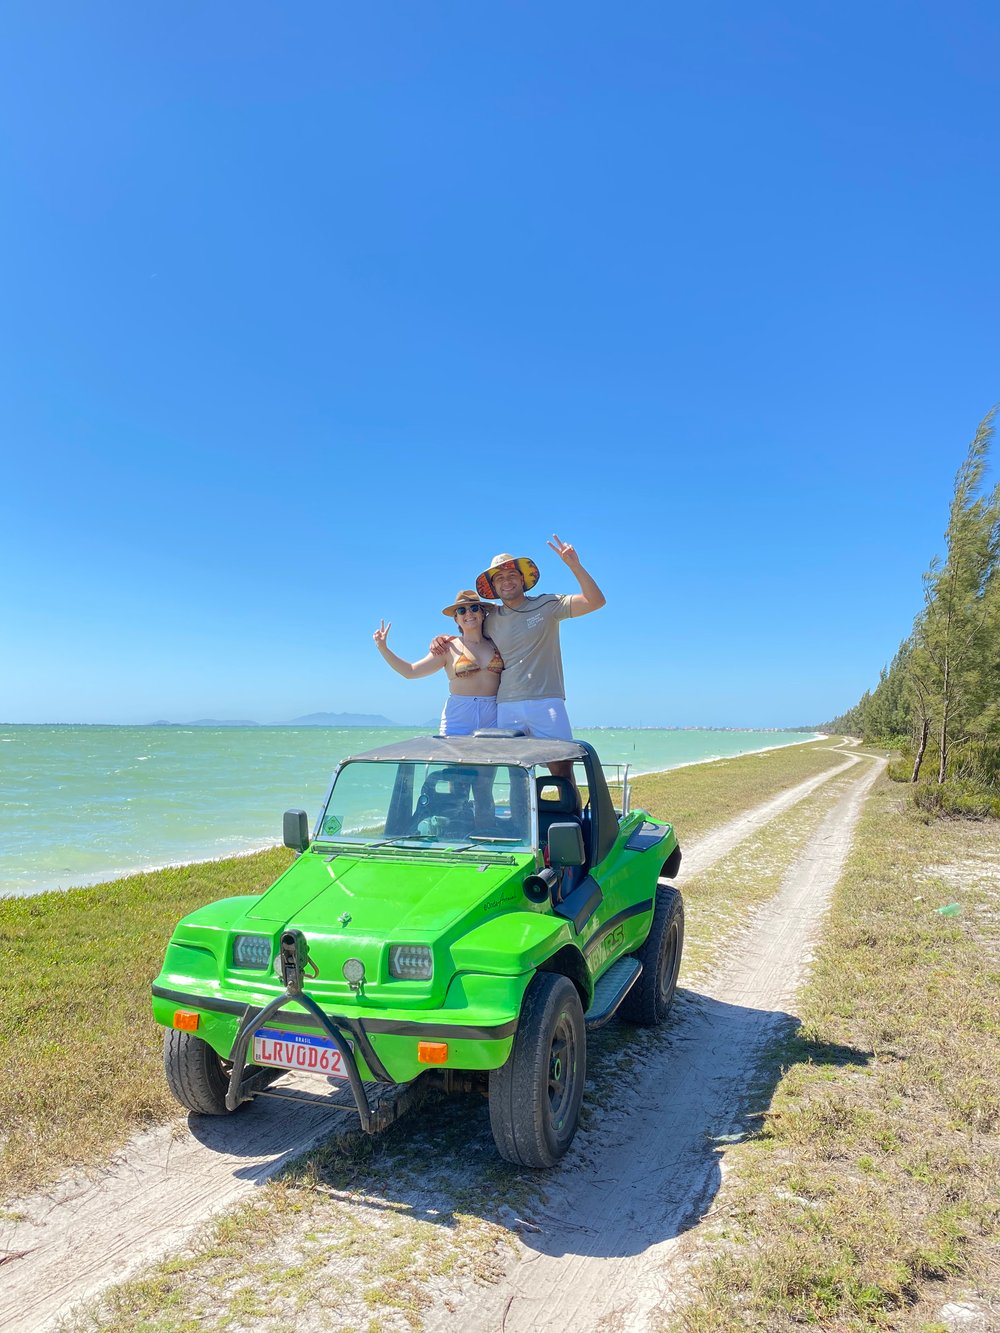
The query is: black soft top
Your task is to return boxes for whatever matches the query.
[343,734,589,767]
[338,733,620,863]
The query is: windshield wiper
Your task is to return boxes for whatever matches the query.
[374,838,479,854]
[322,834,490,854]
[368,834,439,848]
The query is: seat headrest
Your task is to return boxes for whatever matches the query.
[536,775,578,814]
[422,766,476,796]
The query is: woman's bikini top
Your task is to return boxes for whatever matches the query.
[453,645,504,677]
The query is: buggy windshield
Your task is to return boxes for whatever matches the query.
[317,760,533,852]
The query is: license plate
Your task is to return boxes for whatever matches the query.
[252,1027,350,1078]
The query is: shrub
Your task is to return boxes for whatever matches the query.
[912,779,1000,820]
[949,739,1000,788]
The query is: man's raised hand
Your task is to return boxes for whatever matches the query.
[548,534,581,569]
[429,634,456,657]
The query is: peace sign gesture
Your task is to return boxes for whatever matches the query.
[547,533,581,570]
[547,534,606,617]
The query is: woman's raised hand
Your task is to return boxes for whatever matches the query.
[373,619,391,649]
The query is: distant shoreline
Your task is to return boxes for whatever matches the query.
[634,733,828,778]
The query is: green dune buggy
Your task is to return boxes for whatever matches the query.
[151,732,682,1167]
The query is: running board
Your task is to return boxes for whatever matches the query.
[585,957,642,1030]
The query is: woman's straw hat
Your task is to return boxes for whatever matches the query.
[441,589,489,617]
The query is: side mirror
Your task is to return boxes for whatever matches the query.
[548,822,585,868]
[283,809,310,852]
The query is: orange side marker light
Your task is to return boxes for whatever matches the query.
[417,1041,448,1065]
[174,1010,200,1031]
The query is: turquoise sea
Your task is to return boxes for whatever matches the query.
[0,725,819,898]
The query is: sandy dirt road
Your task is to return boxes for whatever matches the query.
[0,744,882,1332]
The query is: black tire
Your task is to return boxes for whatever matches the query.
[620,883,684,1026]
[488,973,586,1168]
[163,1029,235,1115]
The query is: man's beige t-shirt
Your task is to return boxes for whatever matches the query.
[485,594,574,703]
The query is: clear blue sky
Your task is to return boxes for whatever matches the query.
[2,1,998,728]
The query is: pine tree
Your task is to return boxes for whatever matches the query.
[911,409,1000,782]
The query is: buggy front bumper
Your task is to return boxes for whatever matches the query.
[152,980,520,1126]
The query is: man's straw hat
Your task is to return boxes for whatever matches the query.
[475,553,540,600]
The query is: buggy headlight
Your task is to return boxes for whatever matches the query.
[232,934,272,970]
[389,945,433,980]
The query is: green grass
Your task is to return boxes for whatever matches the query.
[0,847,294,1202]
[631,738,850,842]
[663,772,1000,1332]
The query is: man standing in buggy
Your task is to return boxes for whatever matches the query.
[433,535,606,781]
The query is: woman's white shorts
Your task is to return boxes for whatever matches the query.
[440,695,499,736]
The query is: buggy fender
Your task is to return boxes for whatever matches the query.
[451,910,574,976]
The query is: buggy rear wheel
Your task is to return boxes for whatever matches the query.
[621,883,684,1026]
[488,973,586,1168]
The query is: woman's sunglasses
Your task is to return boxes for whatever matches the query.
[456,605,483,616]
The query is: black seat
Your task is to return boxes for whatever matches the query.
[536,776,587,900]
[537,775,587,849]
[411,767,476,837]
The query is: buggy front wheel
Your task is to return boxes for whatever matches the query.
[488,973,586,1168]
[163,1029,236,1115]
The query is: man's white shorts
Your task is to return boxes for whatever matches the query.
[440,695,499,736]
[497,698,573,740]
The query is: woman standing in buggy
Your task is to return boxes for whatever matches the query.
[374,590,505,829]
[373,590,503,736]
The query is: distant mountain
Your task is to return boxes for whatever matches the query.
[280,711,408,727]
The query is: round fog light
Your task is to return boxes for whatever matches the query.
[343,957,365,988]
